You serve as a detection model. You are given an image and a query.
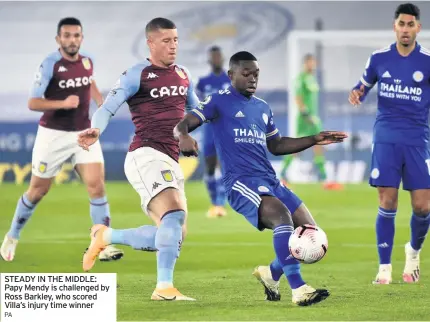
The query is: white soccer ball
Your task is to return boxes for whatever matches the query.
[288,224,328,264]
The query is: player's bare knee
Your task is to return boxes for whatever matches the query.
[148,187,185,220]
[292,203,316,227]
[27,176,52,203]
[411,200,430,216]
[378,188,398,210]
[259,196,293,229]
[86,179,106,199]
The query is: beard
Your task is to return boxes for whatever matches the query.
[62,44,79,56]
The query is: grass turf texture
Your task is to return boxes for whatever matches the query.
[1,182,429,321]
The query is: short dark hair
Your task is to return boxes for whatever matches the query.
[303,53,315,62]
[145,17,176,36]
[209,45,222,53]
[395,3,420,20]
[229,51,257,68]
[57,17,82,35]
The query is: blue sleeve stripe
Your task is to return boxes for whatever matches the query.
[190,109,205,122]
[360,76,373,87]
[266,128,279,138]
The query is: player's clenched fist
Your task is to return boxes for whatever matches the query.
[314,131,348,145]
[78,128,100,151]
[62,95,80,109]
[348,85,365,107]
[179,134,199,157]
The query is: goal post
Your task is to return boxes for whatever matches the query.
[285,30,430,183]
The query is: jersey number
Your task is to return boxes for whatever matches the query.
[425,159,430,175]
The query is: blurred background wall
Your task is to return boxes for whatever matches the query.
[2,1,430,184]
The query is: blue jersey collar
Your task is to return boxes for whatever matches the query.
[392,41,420,58]
[229,85,254,102]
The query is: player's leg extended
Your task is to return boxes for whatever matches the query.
[74,162,124,262]
[258,196,329,306]
[203,124,226,218]
[145,188,194,301]
[258,203,317,301]
[1,175,52,261]
[370,143,402,284]
[2,126,69,262]
[402,146,430,283]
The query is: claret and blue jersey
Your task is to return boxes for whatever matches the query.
[355,42,430,190]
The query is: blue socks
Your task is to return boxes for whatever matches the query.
[410,212,430,251]
[8,194,37,239]
[376,207,396,264]
[273,225,305,289]
[110,225,157,251]
[155,210,185,288]
[90,196,111,226]
[204,174,226,206]
[269,258,283,281]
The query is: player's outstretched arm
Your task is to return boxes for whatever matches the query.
[78,65,142,151]
[267,131,348,156]
[349,54,378,107]
[174,114,202,157]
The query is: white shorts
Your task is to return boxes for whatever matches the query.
[32,125,104,178]
[124,146,186,214]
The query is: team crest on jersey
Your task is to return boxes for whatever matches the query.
[175,66,187,79]
[38,162,48,174]
[161,170,173,182]
[413,71,424,82]
[262,113,269,125]
[82,58,91,70]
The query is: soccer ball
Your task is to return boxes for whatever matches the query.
[288,224,328,264]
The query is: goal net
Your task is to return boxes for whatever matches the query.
[284,30,430,184]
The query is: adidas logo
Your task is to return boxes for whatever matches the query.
[58,66,67,72]
[147,72,158,79]
[382,71,391,78]
[378,243,390,248]
[235,111,245,118]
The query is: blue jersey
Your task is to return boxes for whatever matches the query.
[190,86,280,191]
[355,42,430,147]
[196,71,231,99]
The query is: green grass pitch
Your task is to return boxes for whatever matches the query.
[1,182,429,321]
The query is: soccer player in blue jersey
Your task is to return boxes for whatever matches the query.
[174,51,347,305]
[196,46,231,218]
[349,3,430,284]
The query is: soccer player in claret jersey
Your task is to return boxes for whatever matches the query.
[349,3,430,284]
[78,18,199,301]
[175,51,347,305]
[196,46,231,218]
[0,17,123,263]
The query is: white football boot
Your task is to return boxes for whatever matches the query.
[98,245,124,261]
[252,266,281,301]
[292,284,330,306]
[403,242,420,283]
[372,264,392,284]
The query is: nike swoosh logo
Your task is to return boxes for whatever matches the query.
[157,294,176,301]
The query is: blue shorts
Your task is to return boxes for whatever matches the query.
[202,123,216,158]
[370,143,430,191]
[228,176,302,231]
